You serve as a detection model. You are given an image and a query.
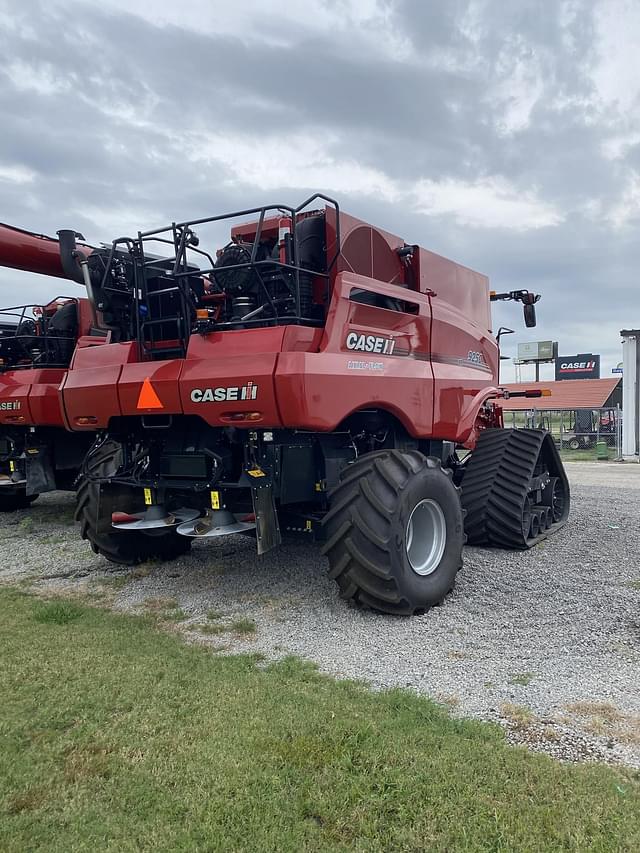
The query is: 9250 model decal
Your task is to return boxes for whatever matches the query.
[467,350,487,366]
[345,332,396,355]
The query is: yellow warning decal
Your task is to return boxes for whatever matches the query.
[247,468,266,478]
[143,488,153,506]
[210,491,220,509]
[9,461,14,472]
[305,519,312,531]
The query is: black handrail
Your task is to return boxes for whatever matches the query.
[101,195,342,359]
[0,298,79,370]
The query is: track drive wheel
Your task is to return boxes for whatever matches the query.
[75,439,191,565]
[0,490,38,512]
[321,450,464,615]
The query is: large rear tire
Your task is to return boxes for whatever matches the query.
[321,450,464,615]
[0,490,38,512]
[75,439,191,565]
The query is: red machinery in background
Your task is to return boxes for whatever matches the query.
[0,225,96,509]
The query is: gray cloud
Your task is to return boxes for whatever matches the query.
[0,0,637,379]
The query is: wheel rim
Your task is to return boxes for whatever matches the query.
[406,499,447,576]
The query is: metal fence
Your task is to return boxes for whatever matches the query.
[503,405,622,460]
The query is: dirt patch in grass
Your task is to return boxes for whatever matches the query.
[566,702,640,747]
[143,596,179,612]
[500,703,535,729]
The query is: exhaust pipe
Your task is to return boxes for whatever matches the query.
[56,229,86,284]
[57,229,102,327]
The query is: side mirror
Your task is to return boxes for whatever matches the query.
[524,303,537,328]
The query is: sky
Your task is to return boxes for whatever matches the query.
[0,0,638,381]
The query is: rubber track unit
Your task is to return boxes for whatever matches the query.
[75,440,190,565]
[321,449,463,616]
[461,428,570,549]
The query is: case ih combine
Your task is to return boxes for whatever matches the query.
[0,224,96,510]
[0,196,569,613]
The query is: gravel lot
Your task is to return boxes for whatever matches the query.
[2,461,639,767]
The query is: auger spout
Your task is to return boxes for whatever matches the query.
[0,222,91,279]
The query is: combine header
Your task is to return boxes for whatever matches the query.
[0,197,569,612]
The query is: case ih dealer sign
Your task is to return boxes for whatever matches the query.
[555,353,601,380]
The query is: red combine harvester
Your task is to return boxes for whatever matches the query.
[0,197,569,613]
[0,224,98,510]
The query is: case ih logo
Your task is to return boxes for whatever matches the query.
[190,382,258,403]
[346,332,396,355]
[555,354,600,381]
[0,401,21,411]
[560,360,596,370]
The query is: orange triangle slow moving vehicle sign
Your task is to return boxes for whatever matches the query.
[137,377,164,410]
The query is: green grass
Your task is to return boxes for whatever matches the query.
[195,622,227,635]
[509,672,536,686]
[162,607,187,623]
[231,617,257,636]
[504,412,618,460]
[1,589,639,852]
[32,600,85,626]
[561,448,617,462]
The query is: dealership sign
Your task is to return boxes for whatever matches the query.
[555,353,600,381]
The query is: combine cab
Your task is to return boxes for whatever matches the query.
[0,296,96,510]
[0,198,570,612]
